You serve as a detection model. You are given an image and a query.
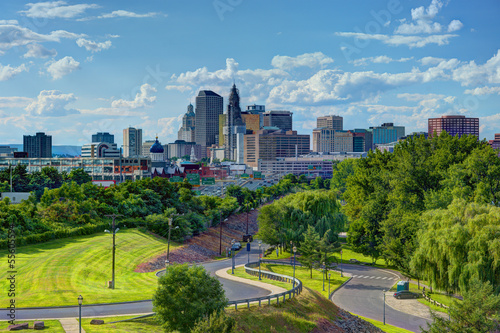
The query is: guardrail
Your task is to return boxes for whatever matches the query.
[226,261,302,310]
[422,289,449,309]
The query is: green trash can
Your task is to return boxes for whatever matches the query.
[397,281,409,291]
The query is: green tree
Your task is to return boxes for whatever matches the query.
[298,225,321,278]
[226,184,245,205]
[421,280,500,333]
[191,311,236,333]
[64,168,91,185]
[153,264,227,333]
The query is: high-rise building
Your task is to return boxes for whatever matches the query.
[489,133,500,157]
[224,84,246,161]
[168,140,202,161]
[81,142,120,158]
[123,127,142,157]
[23,132,52,158]
[369,123,405,149]
[244,129,310,168]
[92,132,114,144]
[428,115,479,138]
[263,110,293,131]
[246,104,265,114]
[195,90,223,158]
[177,104,196,142]
[317,115,343,130]
[241,113,261,134]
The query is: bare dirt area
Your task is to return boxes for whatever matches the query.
[134,207,261,273]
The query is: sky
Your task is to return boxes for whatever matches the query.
[0,0,499,146]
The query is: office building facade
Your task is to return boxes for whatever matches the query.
[123,127,143,157]
[168,140,202,161]
[177,104,196,142]
[262,110,293,131]
[224,84,246,160]
[428,115,479,138]
[81,142,120,158]
[92,132,114,144]
[23,132,52,158]
[370,123,405,149]
[195,90,223,158]
[317,115,343,130]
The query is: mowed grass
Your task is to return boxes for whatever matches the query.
[354,314,414,333]
[0,320,65,332]
[0,229,178,308]
[81,316,163,333]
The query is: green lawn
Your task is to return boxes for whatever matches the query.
[354,314,414,333]
[337,243,390,268]
[0,320,64,332]
[264,249,292,260]
[0,228,179,308]
[81,316,163,333]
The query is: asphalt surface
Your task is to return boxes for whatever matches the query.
[1,240,270,320]
[332,264,430,333]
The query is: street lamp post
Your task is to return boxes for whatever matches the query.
[322,261,325,291]
[231,239,235,275]
[328,273,331,298]
[167,217,179,264]
[383,289,386,325]
[104,214,122,289]
[292,246,297,289]
[219,216,228,256]
[340,249,343,277]
[245,204,254,235]
[258,241,262,280]
[78,295,83,333]
[165,260,169,274]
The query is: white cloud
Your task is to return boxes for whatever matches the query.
[0,63,28,81]
[452,50,500,86]
[448,20,464,32]
[79,10,162,21]
[352,56,413,66]
[419,56,446,66]
[25,90,79,117]
[165,85,192,93]
[0,20,18,25]
[20,1,99,19]
[411,0,443,21]
[464,86,500,95]
[395,21,442,34]
[76,38,112,52]
[0,97,33,108]
[0,24,85,52]
[46,56,80,80]
[335,32,458,48]
[111,84,157,109]
[271,52,334,70]
[23,43,57,58]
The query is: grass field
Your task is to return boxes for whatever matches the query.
[354,314,414,333]
[81,316,163,333]
[0,320,64,332]
[0,228,178,308]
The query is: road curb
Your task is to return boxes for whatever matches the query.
[329,275,352,300]
[15,299,153,311]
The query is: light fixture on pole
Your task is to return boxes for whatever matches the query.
[340,249,343,277]
[292,246,297,289]
[104,214,122,289]
[167,216,179,264]
[231,239,235,275]
[322,261,325,291]
[328,273,331,298]
[383,289,386,325]
[78,295,83,333]
[258,241,262,280]
[219,217,228,256]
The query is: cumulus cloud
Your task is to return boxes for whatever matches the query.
[464,86,500,95]
[46,56,80,80]
[20,1,99,19]
[351,55,413,66]
[419,56,446,66]
[0,63,28,81]
[335,32,458,48]
[0,20,18,25]
[23,43,57,58]
[76,38,112,52]
[452,49,500,86]
[78,10,163,21]
[271,52,334,70]
[448,20,464,32]
[165,85,192,93]
[25,90,79,117]
[111,84,157,109]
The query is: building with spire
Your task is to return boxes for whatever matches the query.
[224,84,246,161]
[178,103,196,142]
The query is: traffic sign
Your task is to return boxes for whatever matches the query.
[242,173,249,178]
[254,171,262,179]
[186,173,200,186]
[202,177,215,185]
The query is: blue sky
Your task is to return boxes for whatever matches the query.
[0,0,499,146]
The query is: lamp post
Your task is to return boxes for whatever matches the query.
[328,273,331,298]
[219,215,228,256]
[78,295,83,333]
[231,239,235,275]
[322,261,325,291]
[258,241,262,280]
[245,204,254,235]
[292,246,297,289]
[104,214,122,289]
[340,249,343,277]
[383,289,386,325]
[165,260,169,274]
[167,216,179,263]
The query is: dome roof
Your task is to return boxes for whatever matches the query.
[150,137,164,153]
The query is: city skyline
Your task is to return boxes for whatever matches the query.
[0,0,499,146]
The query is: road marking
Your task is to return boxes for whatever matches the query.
[376,277,381,279]
[382,277,387,280]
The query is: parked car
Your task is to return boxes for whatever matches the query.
[393,291,419,299]
[231,242,242,251]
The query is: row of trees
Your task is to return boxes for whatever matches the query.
[340,132,500,294]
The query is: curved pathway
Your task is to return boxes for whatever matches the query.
[331,264,430,333]
[0,241,269,320]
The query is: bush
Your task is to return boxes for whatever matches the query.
[191,311,236,333]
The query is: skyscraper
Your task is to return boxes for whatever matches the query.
[195,90,223,158]
[313,115,344,153]
[369,123,405,149]
[23,132,52,158]
[224,84,246,160]
[123,127,143,157]
[428,115,479,138]
[177,104,196,142]
[92,132,114,144]
[317,115,343,130]
[263,110,293,131]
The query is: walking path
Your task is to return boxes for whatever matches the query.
[215,264,288,295]
[59,318,85,333]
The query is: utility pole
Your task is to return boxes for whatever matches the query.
[104,214,122,289]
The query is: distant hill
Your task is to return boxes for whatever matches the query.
[6,144,82,157]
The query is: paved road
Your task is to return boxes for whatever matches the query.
[332,264,430,333]
[1,241,270,320]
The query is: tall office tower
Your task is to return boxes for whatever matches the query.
[489,133,500,157]
[224,84,246,160]
[195,90,223,158]
[262,110,293,131]
[317,115,343,130]
[428,115,479,138]
[218,114,226,146]
[23,132,52,158]
[92,132,114,144]
[177,104,196,142]
[123,127,143,157]
[241,113,261,134]
[246,104,265,114]
[369,123,405,150]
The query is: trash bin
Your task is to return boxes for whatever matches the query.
[397,281,409,291]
